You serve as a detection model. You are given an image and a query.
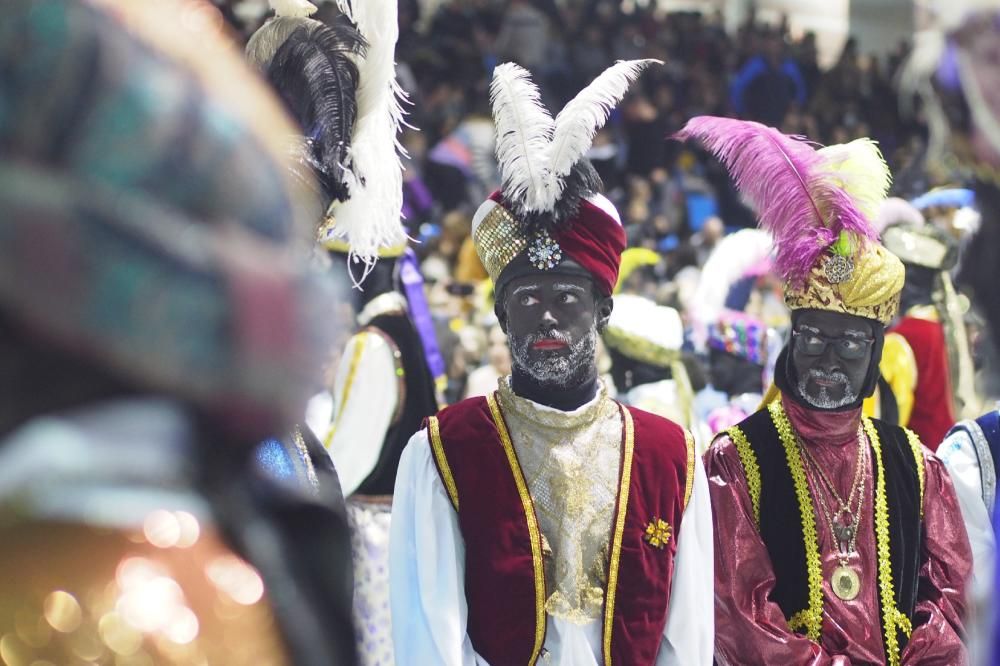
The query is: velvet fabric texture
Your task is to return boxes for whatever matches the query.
[725,405,923,660]
[489,191,626,297]
[890,315,956,451]
[429,396,689,665]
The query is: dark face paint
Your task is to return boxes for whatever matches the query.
[790,310,875,410]
[500,273,608,390]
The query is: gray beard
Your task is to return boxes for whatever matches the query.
[797,368,859,409]
[509,328,597,389]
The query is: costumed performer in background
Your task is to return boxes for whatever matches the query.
[603,294,707,449]
[678,116,971,665]
[247,1,443,663]
[905,3,1000,661]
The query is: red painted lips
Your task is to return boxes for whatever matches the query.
[532,339,568,351]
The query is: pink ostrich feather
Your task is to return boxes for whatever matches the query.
[673,116,878,287]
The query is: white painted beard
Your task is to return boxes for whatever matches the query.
[509,328,597,388]
[797,368,859,409]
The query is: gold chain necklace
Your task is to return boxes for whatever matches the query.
[796,428,869,601]
[799,428,866,547]
[799,428,864,508]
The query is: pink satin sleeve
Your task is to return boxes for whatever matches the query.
[704,437,850,666]
[900,451,972,665]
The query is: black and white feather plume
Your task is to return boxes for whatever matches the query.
[489,59,659,229]
[326,0,410,270]
[265,17,366,207]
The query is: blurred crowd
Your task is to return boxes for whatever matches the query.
[212,0,992,410]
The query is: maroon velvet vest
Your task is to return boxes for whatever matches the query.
[426,393,693,666]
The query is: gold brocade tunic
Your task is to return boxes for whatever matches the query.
[496,378,622,624]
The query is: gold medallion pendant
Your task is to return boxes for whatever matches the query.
[832,565,860,601]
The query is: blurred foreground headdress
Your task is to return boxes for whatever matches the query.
[473,60,660,296]
[674,117,904,326]
[0,0,339,437]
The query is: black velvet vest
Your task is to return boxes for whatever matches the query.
[353,312,439,495]
[727,408,923,659]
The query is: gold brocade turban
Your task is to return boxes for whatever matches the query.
[783,243,905,325]
[675,117,904,326]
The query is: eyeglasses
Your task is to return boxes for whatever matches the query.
[791,329,874,361]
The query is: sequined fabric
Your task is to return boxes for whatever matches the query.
[347,498,394,666]
[496,378,621,624]
[255,427,321,495]
[472,204,529,283]
[705,396,971,665]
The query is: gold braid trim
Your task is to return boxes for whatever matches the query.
[903,428,926,518]
[787,610,811,634]
[325,332,369,447]
[683,429,695,510]
[864,417,904,666]
[486,393,546,665]
[292,426,320,491]
[769,402,824,642]
[894,609,913,638]
[427,416,459,512]
[603,407,636,666]
[726,425,761,527]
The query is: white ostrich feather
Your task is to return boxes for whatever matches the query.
[548,59,659,197]
[489,62,555,214]
[326,0,409,273]
[269,0,317,18]
[691,228,774,326]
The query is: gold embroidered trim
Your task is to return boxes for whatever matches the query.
[787,610,811,634]
[357,291,408,326]
[603,407,635,666]
[683,429,695,510]
[325,332,369,447]
[727,425,762,526]
[864,417,904,666]
[487,393,546,665]
[769,402,824,642]
[895,610,913,638]
[428,416,459,512]
[903,428,925,518]
[292,426,320,491]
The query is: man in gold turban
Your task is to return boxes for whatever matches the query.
[678,117,971,665]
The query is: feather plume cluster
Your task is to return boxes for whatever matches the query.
[269,0,318,18]
[674,116,886,288]
[327,0,410,273]
[816,138,891,223]
[490,59,659,228]
[265,17,366,206]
